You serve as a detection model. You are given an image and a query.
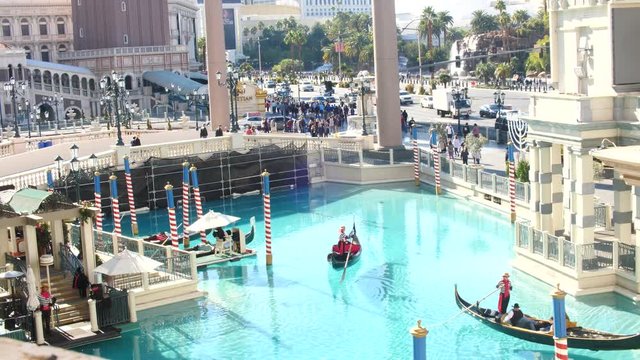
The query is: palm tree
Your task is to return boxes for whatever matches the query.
[470,10,498,35]
[494,0,512,51]
[419,6,437,51]
[437,11,454,47]
[494,62,512,86]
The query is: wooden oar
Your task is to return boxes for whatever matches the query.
[340,239,354,283]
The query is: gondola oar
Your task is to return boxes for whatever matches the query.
[340,221,357,283]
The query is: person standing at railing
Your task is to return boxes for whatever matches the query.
[38,283,53,335]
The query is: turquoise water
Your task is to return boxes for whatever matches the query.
[78,182,640,359]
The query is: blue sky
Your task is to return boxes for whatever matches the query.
[394,0,540,25]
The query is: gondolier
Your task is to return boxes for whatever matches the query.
[496,272,512,314]
[328,223,362,269]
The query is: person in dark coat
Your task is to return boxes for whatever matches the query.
[461,145,469,165]
[200,126,208,138]
[215,125,224,137]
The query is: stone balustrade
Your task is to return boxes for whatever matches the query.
[0,141,14,159]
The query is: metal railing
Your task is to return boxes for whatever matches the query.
[562,239,576,269]
[547,234,559,261]
[96,286,130,328]
[532,229,543,255]
[594,203,608,228]
[0,313,32,342]
[618,243,636,274]
[59,245,84,277]
[4,254,27,274]
[516,221,529,248]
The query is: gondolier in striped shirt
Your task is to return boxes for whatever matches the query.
[496,272,512,314]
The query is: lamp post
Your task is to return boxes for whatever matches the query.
[355,77,371,136]
[3,77,28,137]
[17,99,31,138]
[494,90,506,117]
[169,83,182,121]
[186,90,207,130]
[452,87,464,135]
[216,65,240,132]
[70,157,80,202]
[70,144,79,159]
[44,94,63,134]
[400,19,423,82]
[54,155,64,181]
[100,71,126,146]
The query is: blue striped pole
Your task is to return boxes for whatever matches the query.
[123,156,138,235]
[189,166,207,243]
[262,170,272,265]
[94,171,102,232]
[46,169,54,192]
[182,162,191,248]
[165,183,179,247]
[430,129,441,195]
[508,142,516,223]
[109,175,121,235]
[410,320,428,360]
[412,126,419,186]
[552,285,568,360]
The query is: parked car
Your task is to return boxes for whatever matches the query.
[344,93,358,105]
[238,115,264,130]
[324,95,336,103]
[420,96,434,109]
[479,103,513,118]
[301,82,314,92]
[266,115,294,131]
[494,110,519,131]
[265,80,276,88]
[399,91,413,105]
[311,95,325,103]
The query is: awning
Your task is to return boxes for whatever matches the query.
[188,72,209,83]
[8,188,52,215]
[593,146,640,186]
[143,71,206,94]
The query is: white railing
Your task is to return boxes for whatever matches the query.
[0,141,15,158]
[58,45,188,60]
[128,136,233,163]
[23,129,161,153]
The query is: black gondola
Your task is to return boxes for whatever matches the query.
[454,285,640,351]
[327,235,362,269]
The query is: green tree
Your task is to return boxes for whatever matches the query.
[494,0,512,51]
[470,10,498,35]
[419,6,437,51]
[475,62,497,84]
[436,11,454,48]
[494,62,512,85]
[197,37,207,68]
[438,72,452,87]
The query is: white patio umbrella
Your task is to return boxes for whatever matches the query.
[93,249,162,276]
[185,210,240,233]
[0,270,24,305]
[26,266,40,312]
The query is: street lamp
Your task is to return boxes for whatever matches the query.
[17,99,31,138]
[54,155,64,179]
[400,19,423,82]
[355,77,371,136]
[70,157,80,202]
[3,77,28,137]
[89,153,98,170]
[452,87,465,135]
[186,90,207,130]
[43,94,63,134]
[216,65,241,132]
[169,83,182,121]
[70,144,79,159]
[99,71,126,146]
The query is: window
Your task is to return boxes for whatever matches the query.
[58,44,67,53]
[121,1,127,12]
[21,19,29,36]
[123,34,129,44]
[23,46,31,59]
[1,19,10,37]
[39,18,48,35]
[56,17,65,35]
[41,45,49,62]
[79,27,84,38]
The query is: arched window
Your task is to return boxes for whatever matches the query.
[39,18,48,35]
[43,71,52,85]
[23,46,31,59]
[124,75,133,90]
[56,17,65,35]
[71,75,80,89]
[53,73,60,91]
[41,45,50,62]
[1,19,10,37]
[58,44,67,53]
[89,79,95,91]
[20,19,30,36]
[121,1,127,12]
[79,27,84,38]
[123,34,129,44]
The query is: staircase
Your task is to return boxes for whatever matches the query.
[46,272,89,327]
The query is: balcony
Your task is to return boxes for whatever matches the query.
[526,93,640,125]
[58,45,189,60]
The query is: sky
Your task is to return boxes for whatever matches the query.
[394,0,540,26]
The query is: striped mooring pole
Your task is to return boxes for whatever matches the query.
[410,320,428,360]
[261,170,272,265]
[430,130,441,195]
[412,126,420,186]
[552,285,569,360]
[123,156,139,236]
[46,169,54,192]
[182,162,191,248]
[508,142,516,223]
[109,174,122,235]
[94,171,102,232]
[189,166,207,243]
[165,183,179,248]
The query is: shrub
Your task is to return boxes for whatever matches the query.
[515,159,530,183]
[405,83,415,93]
[418,86,426,95]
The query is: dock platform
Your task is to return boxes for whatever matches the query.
[196,250,258,267]
[47,322,121,349]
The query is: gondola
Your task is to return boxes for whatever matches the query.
[454,285,640,351]
[327,235,362,269]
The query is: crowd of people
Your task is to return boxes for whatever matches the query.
[432,122,483,165]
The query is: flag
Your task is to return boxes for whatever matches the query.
[334,41,344,53]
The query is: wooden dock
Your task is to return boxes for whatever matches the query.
[47,322,121,349]
[196,250,258,267]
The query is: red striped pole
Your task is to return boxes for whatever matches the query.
[433,148,441,195]
[552,285,569,360]
[94,171,102,232]
[109,174,121,235]
[262,170,272,265]
[412,126,420,186]
[508,143,516,223]
[165,183,179,247]
[181,162,191,248]
[123,156,138,235]
[189,166,207,243]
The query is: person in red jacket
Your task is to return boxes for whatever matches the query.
[496,272,512,314]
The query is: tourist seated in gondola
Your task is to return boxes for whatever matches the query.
[502,303,536,330]
[332,226,350,255]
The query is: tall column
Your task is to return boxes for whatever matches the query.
[205,0,230,131]
[80,216,96,280]
[23,220,41,286]
[0,226,8,268]
[538,142,553,233]
[548,1,561,91]
[613,171,632,244]
[51,220,64,270]
[551,144,564,234]
[573,148,594,244]
[372,0,402,148]
[528,143,541,228]
[634,186,640,234]
[562,145,572,237]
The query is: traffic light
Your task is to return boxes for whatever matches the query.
[455,56,461,68]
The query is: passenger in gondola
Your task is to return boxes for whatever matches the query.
[333,225,350,255]
[502,303,536,330]
[496,272,512,314]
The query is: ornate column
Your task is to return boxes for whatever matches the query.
[24,215,42,286]
[528,142,541,228]
[634,186,640,234]
[204,0,230,131]
[0,226,8,268]
[572,148,595,244]
[372,0,402,147]
[562,144,573,237]
[551,143,564,233]
[51,220,64,270]
[80,214,96,280]
[613,171,632,244]
[538,142,553,233]
[548,0,561,91]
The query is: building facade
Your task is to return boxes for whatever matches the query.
[300,0,371,19]
[514,0,640,299]
[168,0,200,64]
[0,0,73,63]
